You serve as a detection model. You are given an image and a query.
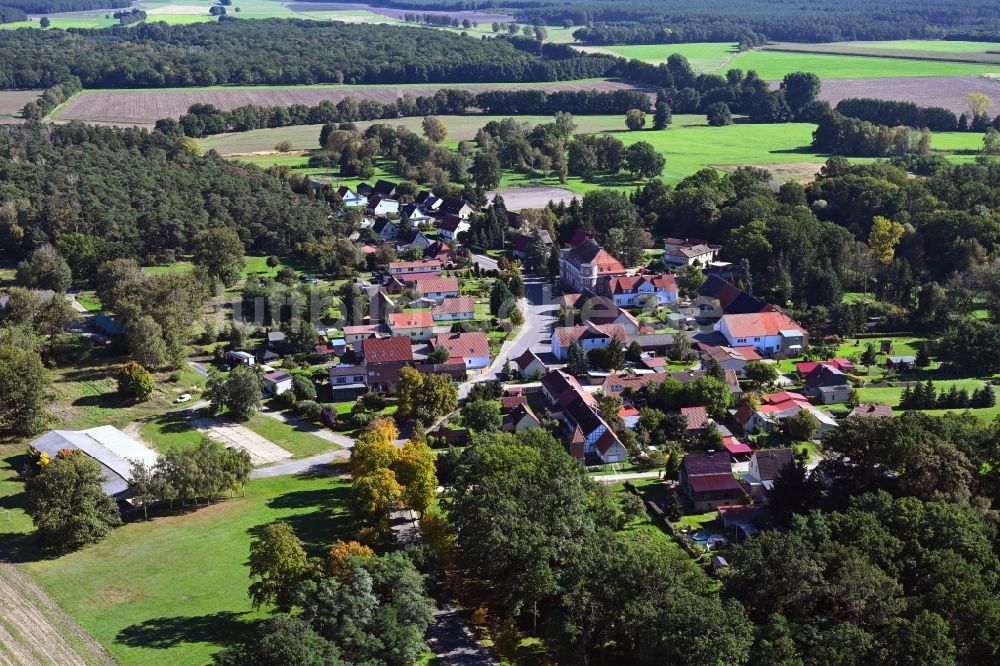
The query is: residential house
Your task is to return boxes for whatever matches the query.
[502,403,541,433]
[620,404,640,428]
[717,504,766,541]
[367,196,399,217]
[91,312,124,337]
[389,260,442,276]
[29,426,159,499]
[401,203,435,227]
[372,218,398,242]
[681,406,710,436]
[423,241,458,267]
[628,333,676,356]
[701,345,761,378]
[714,311,808,355]
[263,371,293,396]
[336,186,367,209]
[414,277,460,300]
[368,290,395,322]
[438,196,475,219]
[802,365,851,403]
[559,238,627,293]
[886,356,916,370]
[512,349,546,379]
[742,448,795,502]
[848,403,894,418]
[550,323,629,361]
[373,179,398,198]
[511,230,553,259]
[389,311,435,342]
[608,274,678,308]
[361,336,414,392]
[357,182,374,197]
[795,358,855,378]
[678,452,745,512]
[430,331,491,371]
[696,275,772,319]
[438,214,469,240]
[600,370,707,396]
[750,392,838,435]
[397,230,434,251]
[432,296,476,322]
[663,237,718,266]
[328,364,368,401]
[540,370,627,464]
[225,350,256,366]
[344,323,390,346]
[568,290,643,334]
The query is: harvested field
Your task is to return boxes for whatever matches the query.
[0,90,39,118]
[811,75,1000,115]
[489,186,577,210]
[0,563,114,666]
[715,162,822,184]
[288,2,514,23]
[56,80,646,126]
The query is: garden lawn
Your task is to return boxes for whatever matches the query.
[22,474,352,666]
[855,378,988,406]
[242,414,340,458]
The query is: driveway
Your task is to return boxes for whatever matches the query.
[251,450,350,478]
[470,253,498,272]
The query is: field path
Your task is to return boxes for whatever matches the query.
[0,563,114,666]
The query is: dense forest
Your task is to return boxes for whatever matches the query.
[0,18,617,89]
[0,123,335,262]
[0,0,130,24]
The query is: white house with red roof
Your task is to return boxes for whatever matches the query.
[361,336,414,392]
[431,296,475,321]
[539,370,628,464]
[431,331,491,370]
[389,311,435,342]
[701,345,762,377]
[608,274,678,307]
[559,238,627,293]
[663,238,718,266]
[550,322,629,361]
[414,277,460,300]
[389,260,442,276]
[714,311,808,355]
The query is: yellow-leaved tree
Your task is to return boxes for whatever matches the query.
[867,216,904,265]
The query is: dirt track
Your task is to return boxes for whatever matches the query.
[0,563,114,666]
[57,80,645,126]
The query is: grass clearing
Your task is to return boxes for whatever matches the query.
[242,414,339,458]
[20,474,352,666]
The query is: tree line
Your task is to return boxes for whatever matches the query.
[0,18,617,89]
[836,97,1000,133]
[160,88,653,139]
[21,75,80,120]
[812,110,931,157]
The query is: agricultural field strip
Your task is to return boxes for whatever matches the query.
[765,41,1000,65]
[53,80,648,125]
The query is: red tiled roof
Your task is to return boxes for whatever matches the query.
[608,274,678,295]
[795,358,855,376]
[596,429,625,455]
[619,405,640,418]
[432,296,475,316]
[553,323,629,349]
[362,336,413,363]
[688,474,743,493]
[502,396,528,411]
[722,312,807,338]
[389,311,434,329]
[431,332,491,359]
[563,239,626,275]
[415,278,459,294]
[723,436,753,455]
[762,391,807,404]
[681,406,709,430]
[390,260,442,271]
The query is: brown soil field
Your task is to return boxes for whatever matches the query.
[56,80,646,126]
[490,186,578,211]
[0,90,40,118]
[0,563,114,666]
[715,162,822,184]
[813,75,1000,115]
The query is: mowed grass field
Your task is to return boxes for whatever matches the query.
[590,42,1000,79]
[18,474,353,666]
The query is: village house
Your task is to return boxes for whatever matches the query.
[437,214,469,240]
[700,345,762,378]
[662,237,719,266]
[540,370,628,464]
[794,358,856,378]
[401,203,435,227]
[742,448,795,502]
[886,356,916,370]
[263,371,293,396]
[678,452,745,512]
[327,364,368,401]
[733,391,837,435]
[431,296,476,321]
[802,365,852,404]
[681,406,711,436]
[423,240,458,267]
[714,311,808,355]
[372,218,398,242]
[600,370,708,396]
[430,331,491,371]
[438,196,475,219]
[362,336,414,392]
[367,196,399,217]
[336,186,367,209]
[414,277,460,300]
[389,311,435,342]
[550,322,629,361]
[225,350,256,366]
[502,403,542,433]
[388,260,442,276]
[848,403,894,418]
[563,290,643,334]
[696,275,772,319]
[511,230,553,259]
[344,323,390,346]
[608,274,678,308]
[397,230,434,252]
[511,349,547,379]
[559,238,627,294]
[372,179,397,198]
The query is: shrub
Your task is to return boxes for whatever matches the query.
[360,392,386,411]
[291,375,317,402]
[117,361,155,402]
[297,400,324,422]
[320,405,338,427]
[352,411,373,428]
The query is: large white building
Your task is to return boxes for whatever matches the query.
[559,238,626,293]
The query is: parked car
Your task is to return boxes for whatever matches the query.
[220,364,231,372]
[174,393,192,404]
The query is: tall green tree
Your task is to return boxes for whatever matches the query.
[248,521,318,612]
[193,227,246,287]
[0,343,49,436]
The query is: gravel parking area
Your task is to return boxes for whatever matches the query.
[190,417,292,465]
